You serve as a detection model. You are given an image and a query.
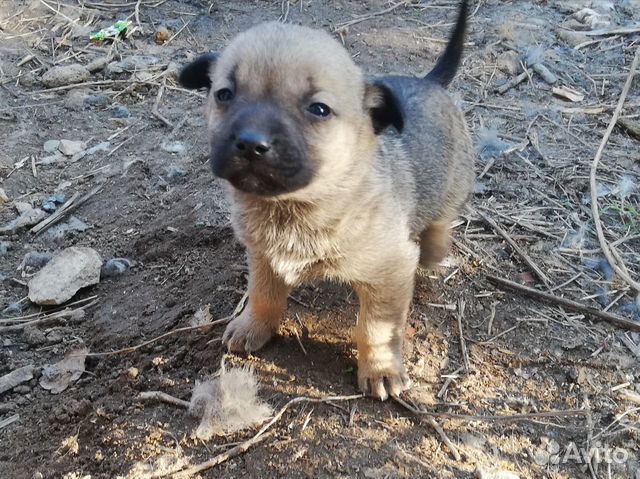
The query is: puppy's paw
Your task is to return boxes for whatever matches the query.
[222,310,275,353]
[357,353,411,401]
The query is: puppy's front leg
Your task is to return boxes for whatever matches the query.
[354,249,417,400]
[223,252,290,352]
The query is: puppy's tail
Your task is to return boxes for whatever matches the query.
[424,0,468,87]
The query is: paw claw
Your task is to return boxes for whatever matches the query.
[222,311,274,353]
[357,355,410,401]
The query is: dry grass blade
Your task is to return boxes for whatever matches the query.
[589,46,640,294]
[0,299,97,333]
[393,395,588,423]
[333,2,406,32]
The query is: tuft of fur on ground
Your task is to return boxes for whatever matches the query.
[188,366,273,440]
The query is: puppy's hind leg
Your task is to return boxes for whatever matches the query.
[418,220,451,269]
[223,252,290,353]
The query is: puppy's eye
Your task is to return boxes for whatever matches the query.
[215,88,234,102]
[307,102,331,118]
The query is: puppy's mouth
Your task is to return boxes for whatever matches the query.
[213,153,312,196]
[209,103,314,196]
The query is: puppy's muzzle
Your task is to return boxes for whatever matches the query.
[210,103,314,196]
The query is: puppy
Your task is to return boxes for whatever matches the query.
[179,0,474,400]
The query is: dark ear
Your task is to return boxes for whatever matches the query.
[364,82,404,134]
[178,53,219,90]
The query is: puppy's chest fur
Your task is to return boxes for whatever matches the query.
[231,199,347,285]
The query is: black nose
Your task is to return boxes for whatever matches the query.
[233,131,271,159]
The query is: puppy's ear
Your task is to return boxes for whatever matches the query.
[178,53,219,90]
[364,83,404,134]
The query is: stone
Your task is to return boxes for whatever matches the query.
[41,64,90,88]
[101,258,132,278]
[58,139,86,156]
[86,57,109,73]
[43,140,60,153]
[28,247,102,305]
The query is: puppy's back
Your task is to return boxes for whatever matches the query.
[377,78,474,234]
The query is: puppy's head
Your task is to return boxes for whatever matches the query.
[179,22,402,198]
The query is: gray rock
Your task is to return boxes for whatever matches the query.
[41,194,66,212]
[41,201,57,213]
[41,64,90,88]
[58,139,85,156]
[43,140,60,153]
[28,247,102,305]
[101,258,132,278]
[86,57,109,73]
[23,326,47,346]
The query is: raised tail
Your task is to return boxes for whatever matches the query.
[424,0,468,87]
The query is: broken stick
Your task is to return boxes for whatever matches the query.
[486,274,640,332]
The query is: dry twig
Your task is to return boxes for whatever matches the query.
[477,210,552,288]
[589,46,640,294]
[137,391,190,408]
[393,395,588,423]
[486,275,640,332]
[157,394,363,478]
[87,292,248,357]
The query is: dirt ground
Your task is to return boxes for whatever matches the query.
[1,0,640,478]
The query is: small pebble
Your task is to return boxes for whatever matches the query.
[101,258,132,278]
[86,57,109,73]
[162,141,186,154]
[43,140,60,153]
[58,139,85,157]
[127,367,139,379]
[41,201,57,213]
[41,194,66,213]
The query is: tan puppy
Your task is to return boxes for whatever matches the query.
[179,0,474,400]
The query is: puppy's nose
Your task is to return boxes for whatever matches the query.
[233,131,271,159]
